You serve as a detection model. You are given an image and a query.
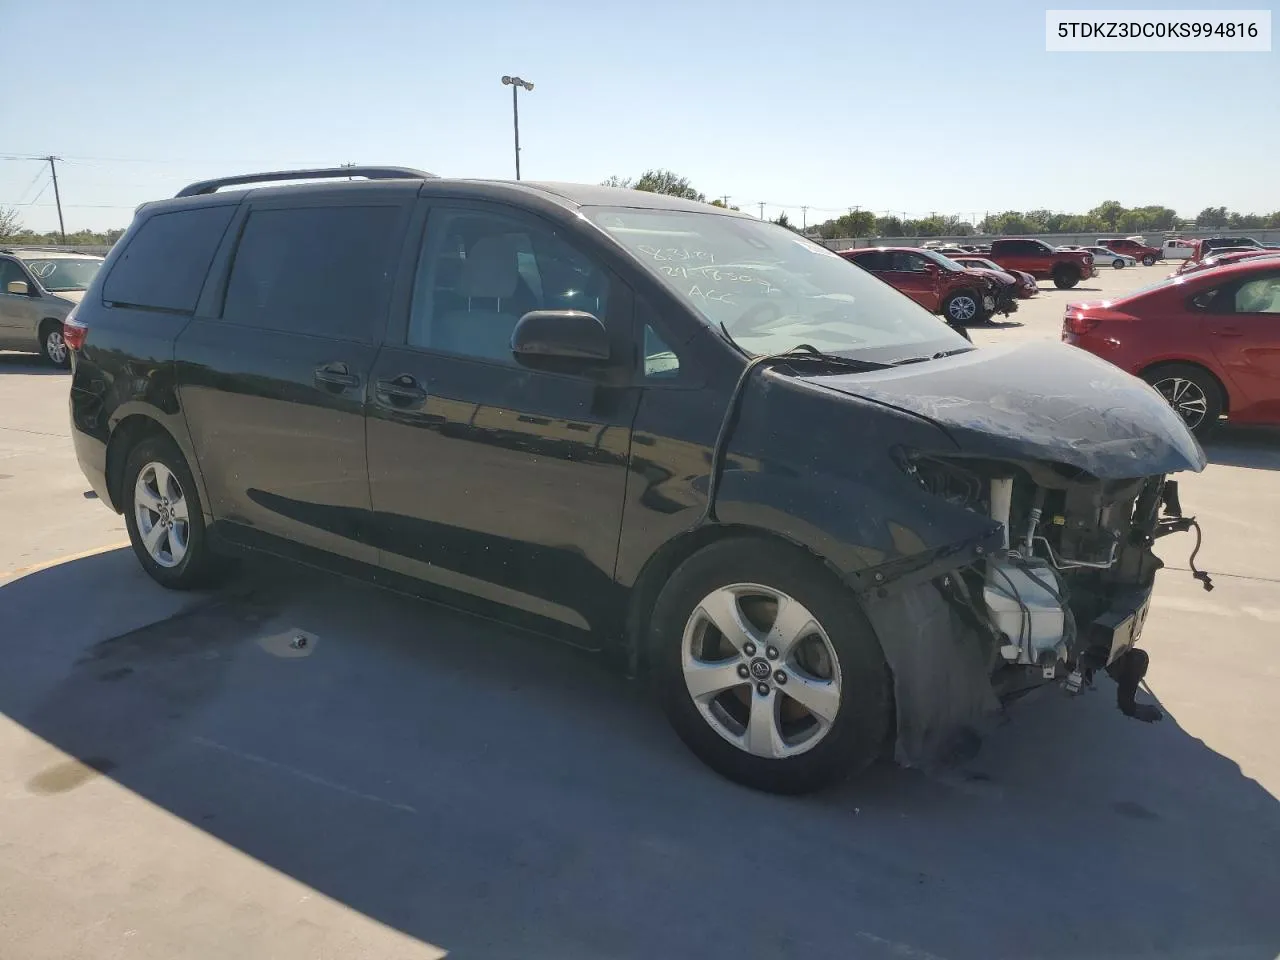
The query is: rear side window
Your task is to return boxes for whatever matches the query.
[103,206,235,313]
[221,205,403,341]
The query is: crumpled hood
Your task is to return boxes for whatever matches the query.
[810,341,1206,478]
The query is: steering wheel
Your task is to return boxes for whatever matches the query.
[727,299,784,335]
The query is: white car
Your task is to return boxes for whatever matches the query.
[1083,246,1137,269]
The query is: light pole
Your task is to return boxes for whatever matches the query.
[501,75,534,180]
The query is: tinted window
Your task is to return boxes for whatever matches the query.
[0,258,28,291]
[103,206,235,312]
[847,250,887,270]
[408,208,610,364]
[890,251,930,272]
[222,205,403,341]
[997,240,1034,254]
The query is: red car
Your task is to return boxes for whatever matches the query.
[839,246,1013,324]
[1063,258,1280,435]
[1096,237,1161,266]
[984,238,1096,289]
[1173,249,1280,277]
[953,256,1039,298]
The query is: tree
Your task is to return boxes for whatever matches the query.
[599,175,632,188]
[1196,206,1229,228]
[632,169,705,202]
[773,211,794,230]
[874,215,905,238]
[1089,200,1126,231]
[0,206,22,239]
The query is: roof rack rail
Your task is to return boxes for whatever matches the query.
[175,166,438,198]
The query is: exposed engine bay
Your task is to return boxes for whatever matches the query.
[864,452,1211,768]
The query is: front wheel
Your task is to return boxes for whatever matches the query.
[123,434,225,589]
[1141,363,1223,438]
[39,320,70,368]
[1142,254,1156,266]
[1112,259,1125,270]
[1053,264,1081,289]
[649,537,891,794]
[942,290,982,325]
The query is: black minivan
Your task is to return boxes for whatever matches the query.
[69,168,1207,794]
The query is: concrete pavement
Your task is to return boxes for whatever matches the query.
[1,265,1278,960]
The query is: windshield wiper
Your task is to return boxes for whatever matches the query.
[717,324,894,371]
[891,346,976,366]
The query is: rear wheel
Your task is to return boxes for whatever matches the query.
[1141,363,1223,437]
[1053,264,1081,289]
[1142,254,1156,266]
[39,320,69,368]
[649,537,891,794]
[123,435,225,589]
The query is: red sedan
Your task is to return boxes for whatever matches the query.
[1063,258,1280,435]
[1173,248,1280,277]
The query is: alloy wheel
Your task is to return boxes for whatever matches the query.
[134,461,190,568]
[45,329,68,365]
[948,296,977,321]
[681,583,841,759]
[1153,377,1208,430]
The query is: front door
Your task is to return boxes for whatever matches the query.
[0,257,39,349]
[881,250,940,311]
[366,201,641,638]
[177,192,414,565]
[1206,269,1280,423]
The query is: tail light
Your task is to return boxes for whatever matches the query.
[62,307,88,351]
[1064,314,1101,336]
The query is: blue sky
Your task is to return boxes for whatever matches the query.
[4,0,1276,233]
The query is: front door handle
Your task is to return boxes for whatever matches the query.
[314,362,361,391]
[375,374,428,408]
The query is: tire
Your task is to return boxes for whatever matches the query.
[1142,254,1156,266]
[1141,363,1224,438]
[122,434,225,589]
[1112,259,1125,270]
[649,537,891,795]
[942,290,982,325]
[39,320,70,368]
[1053,264,1081,289]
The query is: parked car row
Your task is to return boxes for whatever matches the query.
[836,247,1018,327]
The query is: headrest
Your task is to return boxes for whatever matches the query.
[462,235,519,299]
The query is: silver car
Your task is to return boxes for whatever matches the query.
[0,249,105,367]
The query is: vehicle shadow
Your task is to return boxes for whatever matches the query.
[0,352,62,376]
[1204,424,1280,470]
[1,551,1277,960]
[980,318,1024,330]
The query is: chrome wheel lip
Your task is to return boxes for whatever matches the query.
[947,295,977,321]
[45,329,68,364]
[680,582,842,760]
[1153,376,1209,429]
[134,461,190,568]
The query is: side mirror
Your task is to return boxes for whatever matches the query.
[6,280,30,296]
[511,310,612,373]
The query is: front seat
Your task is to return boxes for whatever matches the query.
[432,235,525,362]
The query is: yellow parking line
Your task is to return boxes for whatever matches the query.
[0,540,131,582]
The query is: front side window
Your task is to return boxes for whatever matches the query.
[1233,274,1280,314]
[408,208,610,364]
[0,258,28,292]
[21,258,101,292]
[222,205,404,340]
[587,207,967,360]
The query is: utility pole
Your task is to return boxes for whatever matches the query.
[759,201,765,220]
[44,156,65,243]
[721,194,730,208]
[501,76,534,180]
[801,206,808,231]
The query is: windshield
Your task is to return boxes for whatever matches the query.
[917,249,966,272]
[21,258,102,292]
[587,208,969,359]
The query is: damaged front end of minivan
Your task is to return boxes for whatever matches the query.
[816,342,1212,767]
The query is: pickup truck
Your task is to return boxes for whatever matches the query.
[982,238,1096,289]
